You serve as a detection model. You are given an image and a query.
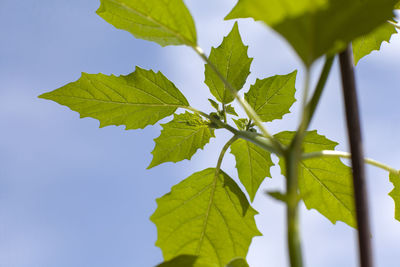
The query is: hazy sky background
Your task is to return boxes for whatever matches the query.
[1,1,400,266]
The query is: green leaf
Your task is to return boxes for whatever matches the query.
[275,131,356,228]
[396,1,400,8]
[148,112,215,168]
[156,255,198,267]
[244,71,297,122]
[352,22,398,65]
[226,0,397,66]
[230,139,274,201]
[205,22,253,104]
[208,99,220,111]
[225,105,238,116]
[151,168,261,267]
[226,258,249,267]
[266,191,288,203]
[389,171,400,221]
[39,67,189,130]
[232,118,248,131]
[96,0,197,47]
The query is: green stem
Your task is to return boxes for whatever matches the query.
[302,56,335,130]
[186,106,283,156]
[215,135,239,172]
[302,150,399,174]
[192,46,284,155]
[285,150,303,267]
[222,104,227,123]
[284,67,316,267]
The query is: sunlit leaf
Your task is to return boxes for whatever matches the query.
[225,105,238,116]
[97,0,197,46]
[352,22,397,65]
[245,71,297,122]
[275,131,356,227]
[151,168,261,266]
[205,22,253,104]
[231,139,274,201]
[266,191,288,203]
[232,118,248,131]
[226,258,249,267]
[39,67,189,129]
[209,99,220,110]
[148,112,215,168]
[156,255,198,267]
[226,0,397,66]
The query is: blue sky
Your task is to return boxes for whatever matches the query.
[1,0,400,266]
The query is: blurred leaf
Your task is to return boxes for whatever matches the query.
[97,0,197,46]
[225,105,238,116]
[205,22,253,103]
[231,139,274,201]
[245,71,297,122]
[266,191,287,203]
[39,67,189,129]
[151,168,261,266]
[208,99,220,110]
[226,0,397,66]
[226,258,249,267]
[389,171,400,221]
[232,118,248,131]
[156,255,198,267]
[353,22,397,65]
[275,131,356,228]
[149,112,215,168]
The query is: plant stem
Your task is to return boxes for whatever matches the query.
[285,150,303,267]
[284,67,315,267]
[339,46,373,267]
[301,56,335,130]
[302,150,399,174]
[192,46,284,155]
[186,106,283,156]
[216,135,238,172]
[222,104,227,123]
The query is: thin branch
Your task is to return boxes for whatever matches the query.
[185,106,283,156]
[302,150,399,174]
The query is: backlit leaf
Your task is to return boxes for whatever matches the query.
[205,22,253,104]
[39,67,189,130]
[148,112,215,168]
[226,0,397,66]
[352,22,397,65]
[275,131,356,227]
[226,258,249,267]
[156,255,198,267]
[208,99,220,111]
[245,71,297,122]
[97,0,197,46]
[232,118,248,131]
[231,139,274,201]
[389,171,400,221]
[151,168,261,267]
[225,105,238,116]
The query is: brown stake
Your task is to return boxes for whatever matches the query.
[339,46,373,267]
